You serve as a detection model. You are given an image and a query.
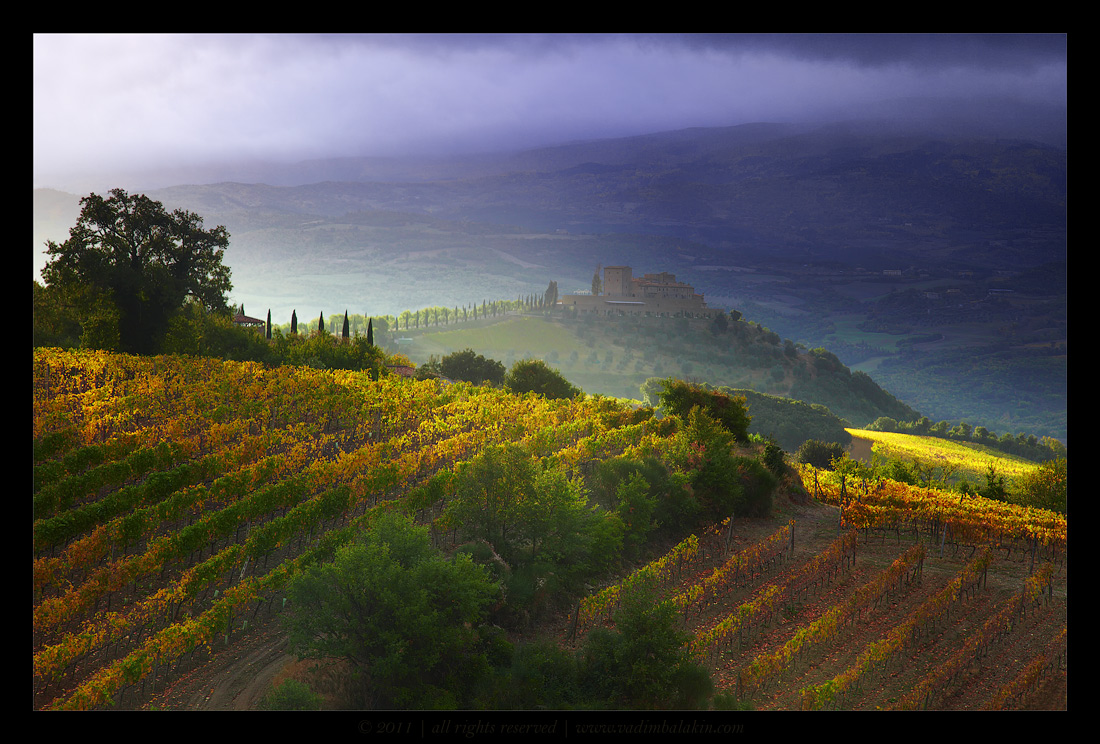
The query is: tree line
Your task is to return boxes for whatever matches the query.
[31,189,572,384]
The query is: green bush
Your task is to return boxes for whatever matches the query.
[796,440,848,470]
[1014,458,1066,513]
[868,416,899,432]
[731,456,778,517]
[282,512,500,709]
[259,679,323,711]
[505,359,580,400]
[711,692,754,710]
[577,586,713,709]
[657,378,751,442]
[762,441,786,476]
[440,348,505,386]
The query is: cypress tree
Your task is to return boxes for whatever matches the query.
[266,309,271,340]
[367,318,374,346]
[291,310,297,335]
[318,312,324,333]
[342,310,350,340]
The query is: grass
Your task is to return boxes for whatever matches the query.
[413,316,580,358]
[403,315,658,401]
[846,428,1041,487]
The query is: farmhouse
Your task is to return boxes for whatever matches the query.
[560,265,722,318]
[232,309,266,329]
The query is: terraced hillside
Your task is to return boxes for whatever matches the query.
[565,492,1066,711]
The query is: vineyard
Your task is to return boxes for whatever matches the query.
[32,346,683,710]
[32,348,1067,711]
[565,466,1067,711]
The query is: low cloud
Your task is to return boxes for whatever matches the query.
[34,34,1066,186]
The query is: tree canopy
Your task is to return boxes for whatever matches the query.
[443,443,616,606]
[440,348,506,386]
[1015,457,1067,513]
[505,358,580,400]
[656,378,752,442]
[40,188,232,354]
[282,512,500,709]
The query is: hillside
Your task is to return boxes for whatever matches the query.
[33,119,1066,440]
[398,311,916,438]
[569,495,1065,712]
[32,348,1066,712]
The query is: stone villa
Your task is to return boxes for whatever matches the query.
[560,265,722,318]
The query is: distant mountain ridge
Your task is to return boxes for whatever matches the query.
[34,113,1067,310]
[35,109,1067,294]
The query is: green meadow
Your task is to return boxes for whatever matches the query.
[400,315,659,401]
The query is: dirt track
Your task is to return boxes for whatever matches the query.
[848,435,875,464]
[150,627,294,710]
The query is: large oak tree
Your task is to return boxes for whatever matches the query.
[41,188,232,354]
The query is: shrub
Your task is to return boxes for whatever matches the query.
[505,359,580,400]
[657,378,751,442]
[762,440,786,476]
[731,456,778,517]
[495,639,580,709]
[440,348,505,386]
[796,440,848,470]
[259,679,323,711]
[868,416,899,432]
[577,586,713,709]
[1015,458,1067,513]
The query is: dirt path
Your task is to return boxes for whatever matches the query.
[848,435,875,464]
[148,626,295,711]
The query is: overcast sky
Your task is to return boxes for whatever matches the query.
[33,33,1066,187]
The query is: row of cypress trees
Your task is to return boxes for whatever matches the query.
[243,306,375,346]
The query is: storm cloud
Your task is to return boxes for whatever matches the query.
[33,33,1066,187]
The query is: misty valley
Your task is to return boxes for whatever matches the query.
[34,120,1067,441]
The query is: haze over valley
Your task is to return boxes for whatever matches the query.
[34,34,1067,441]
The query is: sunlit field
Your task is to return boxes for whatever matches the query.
[847,429,1041,487]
